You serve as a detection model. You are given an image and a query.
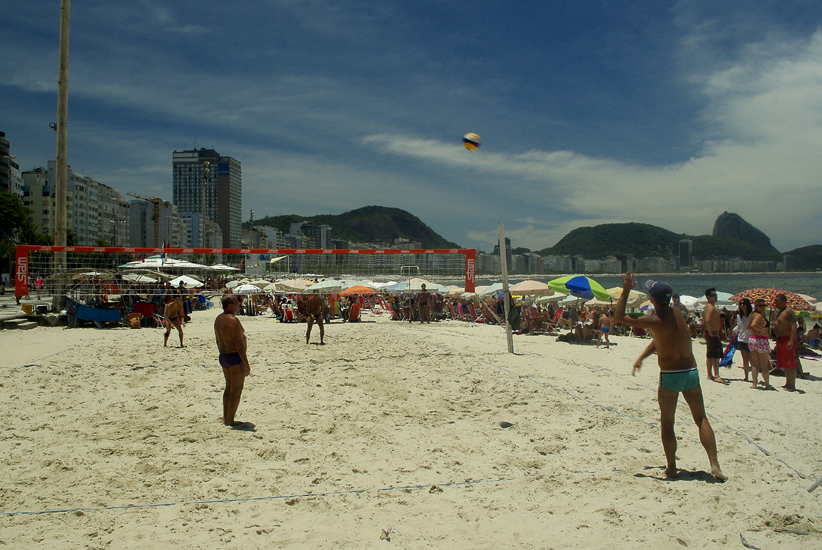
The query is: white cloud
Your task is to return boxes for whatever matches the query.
[361,30,822,251]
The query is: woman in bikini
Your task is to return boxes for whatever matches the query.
[746,298,773,389]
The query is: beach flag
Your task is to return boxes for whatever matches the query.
[720,334,737,367]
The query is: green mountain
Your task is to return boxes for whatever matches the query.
[249,206,461,249]
[537,222,782,263]
[783,244,822,270]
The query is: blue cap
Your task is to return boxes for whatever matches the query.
[645,279,673,306]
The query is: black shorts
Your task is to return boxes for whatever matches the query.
[706,336,723,359]
[737,341,750,353]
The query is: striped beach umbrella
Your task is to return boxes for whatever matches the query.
[730,288,815,312]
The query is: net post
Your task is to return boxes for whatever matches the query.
[15,245,29,299]
[463,249,476,293]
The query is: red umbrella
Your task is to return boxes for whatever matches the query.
[730,288,815,311]
[339,285,377,296]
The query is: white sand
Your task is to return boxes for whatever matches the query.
[1,307,821,549]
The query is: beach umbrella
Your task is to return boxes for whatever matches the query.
[209,264,240,271]
[169,275,204,288]
[509,280,554,296]
[445,285,464,295]
[122,273,158,283]
[249,279,273,289]
[548,275,611,301]
[225,279,247,289]
[605,286,645,307]
[340,285,377,296]
[535,292,567,303]
[473,285,490,296]
[234,284,261,294]
[797,293,818,304]
[731,288,815,312]
[678,295,700,310]
[584,297,613,307]
[479,282,505,297]
[697,291,736,307]
[305,279,344,293]
[274,279,314,292]
[386,281,410,293]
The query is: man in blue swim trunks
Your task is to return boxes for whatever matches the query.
[214,294,252,428]
[615,273,727,481]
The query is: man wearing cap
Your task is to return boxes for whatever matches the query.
[703,288,726,384]
[615,272,727,481]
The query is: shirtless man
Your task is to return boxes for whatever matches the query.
[417,284,431,323]
[774,294,798,391]
[702,288,725,383]
[595,310,612,349]
[615,274,726,481]
[163,294,186,347]
[305,291,325,344]
[214,294,251,428]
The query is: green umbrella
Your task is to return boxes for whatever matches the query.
[548,275,611,301]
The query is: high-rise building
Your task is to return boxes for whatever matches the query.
[679,239,693,270]
[0,131,11,194]
[173,148,242,247]
[22,162,130,246]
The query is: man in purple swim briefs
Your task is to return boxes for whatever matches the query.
[615,273,727,482]
[214,294,252,428]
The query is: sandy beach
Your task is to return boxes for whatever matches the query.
[1,306,821,549]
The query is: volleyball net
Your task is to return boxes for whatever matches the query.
[13,245,477,298]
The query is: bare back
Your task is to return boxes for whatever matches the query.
[650,307,698,371]
[214,311,247,356]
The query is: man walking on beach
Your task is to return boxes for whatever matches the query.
[774,293,798,391]
[703,288,725,384]
[417,284,431,323]
[163,294,186,347]
[214,294,252,428]
[306,291,325,344]
[615,273,727,481]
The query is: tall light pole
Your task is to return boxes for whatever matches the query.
[55,0,70,248]
[201,160,210,248]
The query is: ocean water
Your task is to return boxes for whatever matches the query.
[467,272,822,300]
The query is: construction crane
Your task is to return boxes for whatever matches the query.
[127,192,171,248]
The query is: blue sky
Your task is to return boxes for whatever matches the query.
[3,1,822,252]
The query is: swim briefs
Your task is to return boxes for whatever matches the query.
[749,334,770,354]
[219,352,243,369]
[705,335,723,359]
[600,327,610,334]
[776,336,796,370]
[659,368,700,393]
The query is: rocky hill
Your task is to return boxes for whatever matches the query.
[712,212,779,254]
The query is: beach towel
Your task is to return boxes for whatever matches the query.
[720,334,737,367]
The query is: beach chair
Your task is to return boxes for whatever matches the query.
[480,303,502,325]
[152,314,165,329]
[447,302,457,320]
[349,303,362,322]
[284,308,295,322]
